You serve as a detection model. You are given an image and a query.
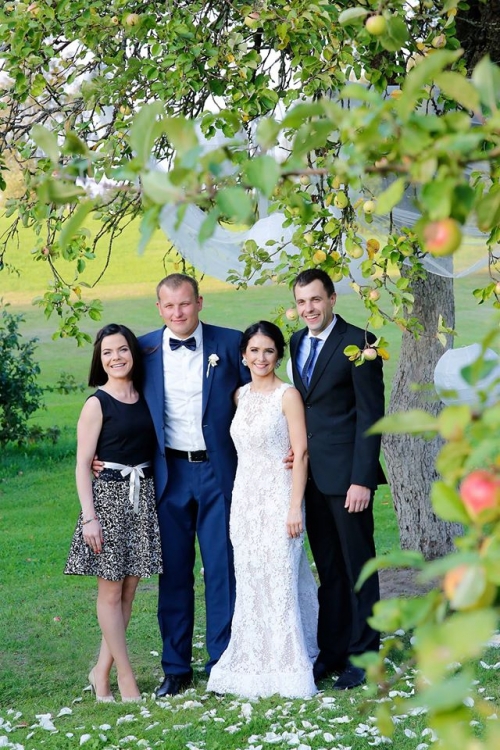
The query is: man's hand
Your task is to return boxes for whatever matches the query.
[91,455,104,478]
[345,484,371,513]
[283,447,294,471]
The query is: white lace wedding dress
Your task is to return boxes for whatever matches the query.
[207,382,318,699]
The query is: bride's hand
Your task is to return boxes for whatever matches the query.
[286,507,303,538]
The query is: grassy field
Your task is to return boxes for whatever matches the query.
[1,226,499,749]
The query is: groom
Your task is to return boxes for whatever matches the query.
[139,273,249,696]
[290,268,386,690]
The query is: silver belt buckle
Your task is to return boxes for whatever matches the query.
[187,450,202,463]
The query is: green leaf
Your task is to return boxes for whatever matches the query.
[417,609,497,682]
[138,205,160,255]
[357,550,425,589]
[243,155,280,199]
[338,7,369,25]
[434,72,481,113]
[398,50,461,120]
[430,481,470,524]
[44,179,86,204]
[31,124,60,164]
[255,117,280,150]
[129,101,165,167]
[381,14,409,53]
[367,409,439,435]
[59,202,94,251]
[437,404,472,440]
[198,208,220,244]
[471,55,500,113]
[475,185,500,232]
[374,178,405,215]
[162,116,199,155]
[141,170,183,204]
[216,187,254,223]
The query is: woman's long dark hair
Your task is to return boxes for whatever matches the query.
[88,323,143,389]
[240,321,285,359]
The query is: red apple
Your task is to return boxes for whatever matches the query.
[460,470,500,520]
[285,307,298,321]
[368,289,380,301]
[422,218,462,257]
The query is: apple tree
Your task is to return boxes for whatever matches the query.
[1,0,500,557]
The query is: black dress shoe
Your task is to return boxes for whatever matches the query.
[156,673,192,698]
[313,659,343,683]
[332,662,366,690]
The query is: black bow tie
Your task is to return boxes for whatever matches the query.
[169,336,196,351]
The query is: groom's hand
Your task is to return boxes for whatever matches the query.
[345,484,371,513]
[283,447,294,470]
[91,454,103,478]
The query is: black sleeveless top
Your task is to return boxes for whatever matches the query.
[91,389,155,465]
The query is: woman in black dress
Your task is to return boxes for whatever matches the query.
[65,324,162,702]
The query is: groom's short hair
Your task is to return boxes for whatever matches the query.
[293,269,335,297]
[156,273,200,300]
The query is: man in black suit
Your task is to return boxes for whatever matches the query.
[290,268,385,690]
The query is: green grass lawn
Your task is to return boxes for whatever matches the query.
[1,224,499,748]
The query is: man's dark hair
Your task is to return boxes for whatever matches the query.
[293,269,335,297]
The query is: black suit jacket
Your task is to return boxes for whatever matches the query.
[290,315,386,496]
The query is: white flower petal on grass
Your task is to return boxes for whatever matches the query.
[66,733,74,738]
[463,696,474,707]
[26,732,34,740]
[119,735,137,743]
[480,660,500,670]
[297,744,312,750]
[145,722,160,731]
[404,728,417,738]
[116,714,137,725]
[323,733,335,742]
[224,725,241,734]
[330,715,351,724]
[172,724,192,731]
[181,701,203,709]
[150,651,159,657]
[416,744,429,750]
[421,728,438,740]
[35,714,57,731]
[99,724,112,730]
[57,707,72,717]
[240,703,253,721]
[80,734,92,745]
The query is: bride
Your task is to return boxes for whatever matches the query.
[207,320,318,699]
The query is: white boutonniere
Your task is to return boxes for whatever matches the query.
[206,353,219,377]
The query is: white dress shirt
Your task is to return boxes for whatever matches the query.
[162,323,206,450]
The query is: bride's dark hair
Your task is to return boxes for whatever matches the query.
[241,321,285,359]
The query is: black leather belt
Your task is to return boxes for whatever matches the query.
[166,448,208,463]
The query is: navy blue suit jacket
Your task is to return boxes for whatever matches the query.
[138,322,249,503]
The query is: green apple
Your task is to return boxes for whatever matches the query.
[365,15,387,36]
[312,249,327,264]
[333,191,348,210]
[363,200,376,214]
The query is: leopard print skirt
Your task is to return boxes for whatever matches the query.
[64,470,163,581]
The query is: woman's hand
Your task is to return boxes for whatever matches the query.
[286,507,303,538]
[83,518,104,554]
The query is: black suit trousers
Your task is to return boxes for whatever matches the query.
[306,476,380,669]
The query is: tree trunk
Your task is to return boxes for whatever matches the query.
[382,269,462,559]
[454,0,500,72]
